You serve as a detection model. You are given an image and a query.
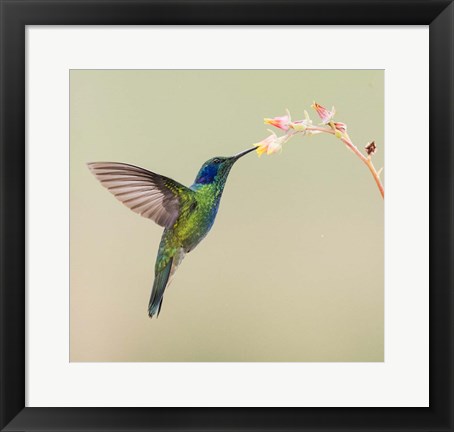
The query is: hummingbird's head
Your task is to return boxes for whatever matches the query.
[193,147,256,186]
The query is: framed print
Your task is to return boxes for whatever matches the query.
[0,1,453,431]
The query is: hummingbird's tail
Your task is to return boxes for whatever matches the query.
[148,258,173,318]
[148,248,185,318]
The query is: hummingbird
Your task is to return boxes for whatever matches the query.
[87,146,256,318]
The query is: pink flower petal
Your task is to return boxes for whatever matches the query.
[312,102,335,124]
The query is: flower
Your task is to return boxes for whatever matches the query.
[264,109,291,131]
[333,122,347,134]
[289,111,321,136]
[312,102,335,124]
[290,110,312,131]
[254,130,284,156]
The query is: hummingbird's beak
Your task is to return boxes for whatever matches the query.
[233,146,256,161]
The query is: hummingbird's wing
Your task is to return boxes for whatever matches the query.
[87,162,194,228]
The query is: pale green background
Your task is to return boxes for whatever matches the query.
[70,70,384,362]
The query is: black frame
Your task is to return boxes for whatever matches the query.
[1,1,453,431]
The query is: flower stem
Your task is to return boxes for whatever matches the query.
[302,126,384,199]
[364,158,385,199]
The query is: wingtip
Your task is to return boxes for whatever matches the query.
[87,162,108,175]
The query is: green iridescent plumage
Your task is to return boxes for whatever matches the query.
[88,147,255,318]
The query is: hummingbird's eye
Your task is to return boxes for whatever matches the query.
[213,158,221,164]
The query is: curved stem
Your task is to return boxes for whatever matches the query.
[302,126,384,199]
[365,158,385,199]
